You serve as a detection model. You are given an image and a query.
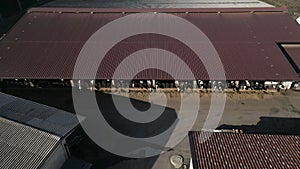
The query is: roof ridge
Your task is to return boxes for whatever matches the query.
[27,7,288,14]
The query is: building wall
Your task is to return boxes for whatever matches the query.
[41,142,69,169]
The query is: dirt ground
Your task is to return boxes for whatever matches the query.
[260,0,300,17]
[1,87,300,169]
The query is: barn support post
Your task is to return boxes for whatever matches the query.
[152,80,156,89]
[78,80,82,90]
[193,80,197,89]
[0,79,2,91]
[70,80,74,87]
[111,80,115,88]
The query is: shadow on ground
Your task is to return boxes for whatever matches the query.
[218,116,300,135]
[67,126,164,169]
[68,91,178,169]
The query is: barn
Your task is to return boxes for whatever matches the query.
[0,7,299,91]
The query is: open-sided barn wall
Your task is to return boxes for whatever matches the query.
[40,143,69,169]
[0,8,300,80]
[281,44,300,75]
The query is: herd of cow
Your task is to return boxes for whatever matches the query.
[1,79,299,92]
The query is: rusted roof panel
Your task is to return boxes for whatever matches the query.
[0,8,300,80]
[189,131,300,169]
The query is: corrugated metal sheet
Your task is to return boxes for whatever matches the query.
[189,131,300,169]
[0,92,80,137]
[43,0,274,8]
[0,8,300,80]
[0,117,60,169]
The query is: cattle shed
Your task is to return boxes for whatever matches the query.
[0,92,81,169]
[188,131,300,169]
[0,7,300,83]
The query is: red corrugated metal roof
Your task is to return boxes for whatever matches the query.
[0,8,300,80]
[189,131,300,169]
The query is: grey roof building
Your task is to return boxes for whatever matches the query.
[0,117,62,169]
[0,92,82,169]
[0,92,80,137]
